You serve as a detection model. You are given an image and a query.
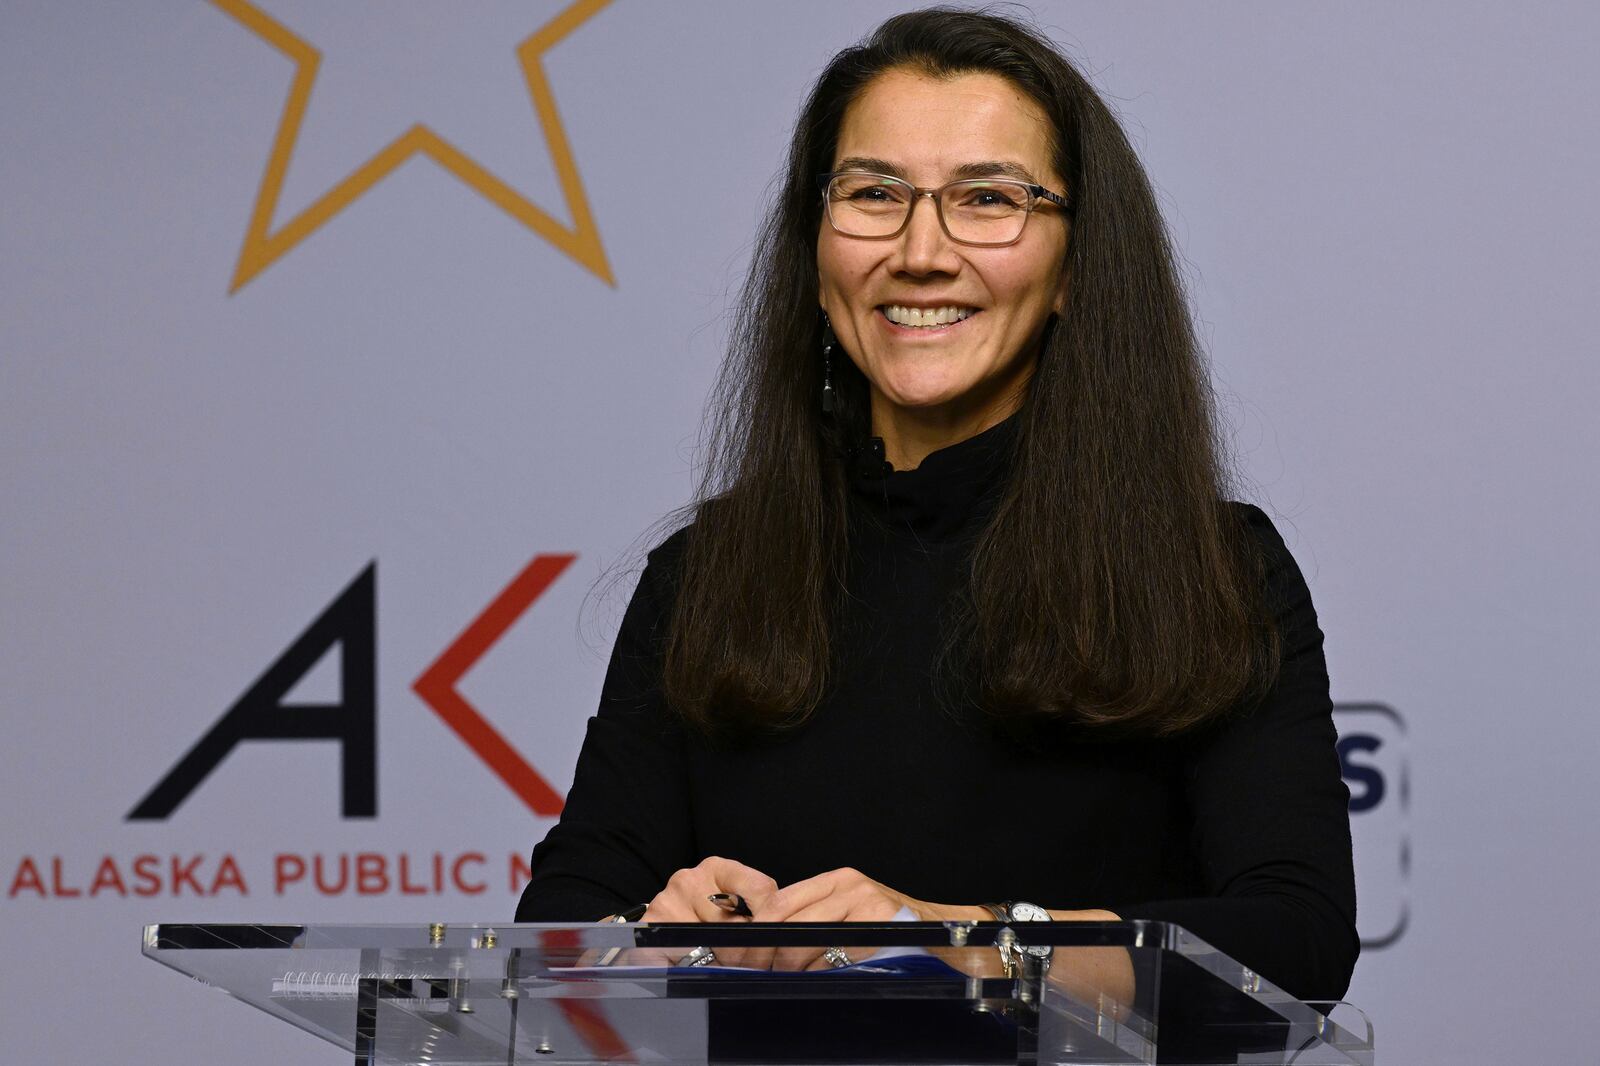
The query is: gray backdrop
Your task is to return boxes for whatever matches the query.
[3,2,1597,1063]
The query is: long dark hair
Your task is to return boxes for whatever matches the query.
[663,6,1277,737]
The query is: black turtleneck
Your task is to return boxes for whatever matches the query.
[516,420,1358,1001]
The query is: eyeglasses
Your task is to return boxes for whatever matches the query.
[818,171,1072,247]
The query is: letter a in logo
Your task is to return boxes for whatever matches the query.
[127,564,377,820]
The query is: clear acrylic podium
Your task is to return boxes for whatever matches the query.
[143,920,1372,1065]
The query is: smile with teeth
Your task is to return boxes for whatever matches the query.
[882,305,978,328]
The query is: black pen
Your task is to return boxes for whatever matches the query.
[708,892,753,917]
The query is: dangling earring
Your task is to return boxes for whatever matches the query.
[820,317,837,414]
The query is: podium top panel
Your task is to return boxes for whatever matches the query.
[145,917,1169,952]
[143,920,1372,1066]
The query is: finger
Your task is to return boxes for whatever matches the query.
[653,865,765,969]
[635,894,721,968]
[703,858,785,970]
[753,869,843,925]
[785,883,903,971]
[658,866,737,924]
[778,895,886,971]
[703,895,774,971]
[757,869,851,971]
[640,885,700,924]
[735,944,777,972]
[615,946,681,968]
[714,901,774,971]
[701,856,781,910]
[767,894,856,972]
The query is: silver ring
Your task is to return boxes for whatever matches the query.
[677,945,717,968]
[822,947,853,968]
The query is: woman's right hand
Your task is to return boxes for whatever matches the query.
[630,856,779,969]
[640,855,778,923]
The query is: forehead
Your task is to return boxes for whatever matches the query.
[833,68,1057,183]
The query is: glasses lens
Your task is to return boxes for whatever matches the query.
[826,174,912,237]
[940,180,1030,245]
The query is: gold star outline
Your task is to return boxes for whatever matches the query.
[214,0,614,292]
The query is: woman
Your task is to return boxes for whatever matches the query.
[516,8,1358,1003]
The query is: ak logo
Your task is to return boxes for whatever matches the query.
[128,557,573,821]
[1332,702,1409,949]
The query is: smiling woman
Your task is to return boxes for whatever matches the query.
[517,7,1358,1005]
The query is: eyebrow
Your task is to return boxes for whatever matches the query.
[833,157,1041,184]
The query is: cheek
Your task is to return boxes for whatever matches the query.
[818,235,877,295]
[816,235,843,296]
[987,259,1065,325]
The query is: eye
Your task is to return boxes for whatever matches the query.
[957,185,1026,209]
[841,183,909,206]
[830,174,910,206]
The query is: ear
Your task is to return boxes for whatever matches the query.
[1051,264,1072,315]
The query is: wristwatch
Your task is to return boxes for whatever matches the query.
[984,901,1053,977]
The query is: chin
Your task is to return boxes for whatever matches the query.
[875,376,977,412]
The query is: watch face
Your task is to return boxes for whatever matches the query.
[1010,902,1050,922]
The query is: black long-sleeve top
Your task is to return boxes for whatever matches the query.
[516,418,1359,1001]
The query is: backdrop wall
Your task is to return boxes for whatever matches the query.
[4,2,1597,1063]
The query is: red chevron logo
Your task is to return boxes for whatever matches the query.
[413,554,576,816]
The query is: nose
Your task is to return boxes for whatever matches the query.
[891,191,961,276]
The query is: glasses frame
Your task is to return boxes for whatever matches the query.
[817,171,1073,248]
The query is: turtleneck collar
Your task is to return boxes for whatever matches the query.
[846,414,1019,543]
